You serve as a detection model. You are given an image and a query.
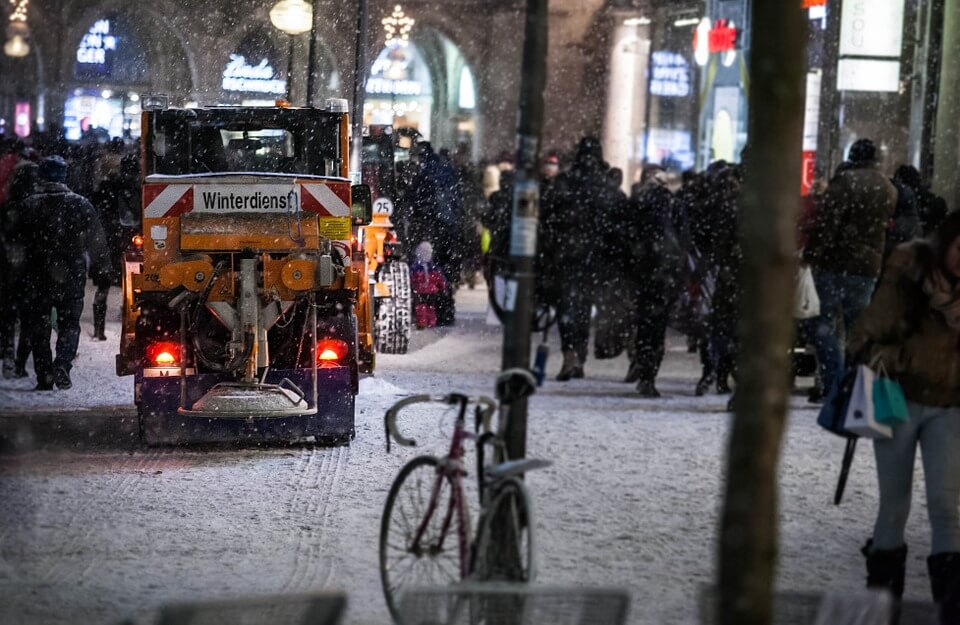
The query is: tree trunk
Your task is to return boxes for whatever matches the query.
[718,2,808,625]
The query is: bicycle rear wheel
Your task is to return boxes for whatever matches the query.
[380,455,462,621]
[471,479,535,582]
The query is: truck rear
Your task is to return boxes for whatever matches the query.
[117,101,373,445]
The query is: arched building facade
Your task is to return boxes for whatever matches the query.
[0,0,620,162]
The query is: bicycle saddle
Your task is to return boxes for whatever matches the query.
[496,368,537,402]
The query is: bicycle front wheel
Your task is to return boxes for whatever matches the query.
[380,455,461,621]
[471,479,536,582]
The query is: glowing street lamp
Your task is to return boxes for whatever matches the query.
[270,0,313,102]
[269,0,312,35]
[5,0,30,58]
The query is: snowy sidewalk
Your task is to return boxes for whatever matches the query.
[0,283,943,625]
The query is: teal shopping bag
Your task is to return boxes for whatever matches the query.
[874,377,908,426]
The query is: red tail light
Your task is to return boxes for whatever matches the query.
[146,341,180,366]
[317,339,348,364]
[132,234,144,249]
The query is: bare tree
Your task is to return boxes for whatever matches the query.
[718,1,808,624]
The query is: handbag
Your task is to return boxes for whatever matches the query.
[842,365,892,439]
[794,264,821,320]
[817,367,857,437]
[872,359,909,426]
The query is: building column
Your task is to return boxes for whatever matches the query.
[602,19,649,192]
[933,0,960,211]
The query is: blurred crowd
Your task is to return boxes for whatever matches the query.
[391,133,950,407]
[0,132,140,390]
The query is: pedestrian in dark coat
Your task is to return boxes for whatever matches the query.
[623,165,687,397]
[91,154,140,340]
[886,174,923,258]
[540,136,621,380]
[803,138,897,399]
[0,157,39,378]
[407,142,464,325]
[893,164,948,236]
[701,164,742,396]
[20,156,111,390]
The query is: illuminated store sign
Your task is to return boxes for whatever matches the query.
[839,0,904,58]
[366,77,422,96]
[76,19,116,75]
[836,0,904,92]
[693,19,738,67]
[649,51,691,98]
[221,54,286,95]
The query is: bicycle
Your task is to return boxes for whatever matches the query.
[379,369,550,622]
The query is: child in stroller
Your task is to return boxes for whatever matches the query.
[410,242,449,329]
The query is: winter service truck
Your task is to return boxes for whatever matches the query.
[116,98,375,445]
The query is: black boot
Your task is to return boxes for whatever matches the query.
[623,362,641,384]
[53,366,72,390]
[862,539,907,624]
[93,300,107,341]
[695,370,715,396]
[928,552,960,625]
[636,379,661,398]
[556,350,583,382]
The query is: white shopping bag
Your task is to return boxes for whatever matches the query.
[795,265,821,319]
[843,365,892,439]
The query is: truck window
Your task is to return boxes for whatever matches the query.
[146,109,343,178]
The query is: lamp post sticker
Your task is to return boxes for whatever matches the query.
[509,179,539,258]
[373,197,394,216]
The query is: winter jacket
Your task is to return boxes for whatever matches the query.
[848,241,960,407]
[19,181,111,299]
[623,182,687,289]
[540,159,621,277]
[803,163,897,277]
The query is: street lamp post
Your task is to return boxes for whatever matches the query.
[270,0,313,103]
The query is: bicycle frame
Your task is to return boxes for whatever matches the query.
[409,395,474,579]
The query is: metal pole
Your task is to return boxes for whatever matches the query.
[350,0,370,174]
[919,0,944,184]
[815,0,842,177]
[286,34,295,103]
[306,0,320,107]
[499,0,548,466]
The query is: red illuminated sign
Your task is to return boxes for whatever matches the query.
[802,0,826,7]
[693,19,739,56]
[708,19,738,53]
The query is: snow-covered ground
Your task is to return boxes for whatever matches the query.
[0,283,938,625]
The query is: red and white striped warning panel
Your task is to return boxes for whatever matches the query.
[143,182,352,219]
[301,183,350,217]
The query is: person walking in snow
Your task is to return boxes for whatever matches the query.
[622,165,687,397]
[848,210,960,625]
[407,142,464,326]
[540,136,621,380]
[803,138,897,401]
[20,156,111,390]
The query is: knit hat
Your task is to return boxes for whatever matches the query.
[39,155,68,183]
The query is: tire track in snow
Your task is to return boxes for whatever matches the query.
[312,445,348,590]
[44,449,168,585]
[280,445,347,592]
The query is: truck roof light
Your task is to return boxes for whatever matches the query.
[141,94,169,111]
[325,98,349,113]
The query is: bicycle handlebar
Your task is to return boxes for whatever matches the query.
[384,394,497,453]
